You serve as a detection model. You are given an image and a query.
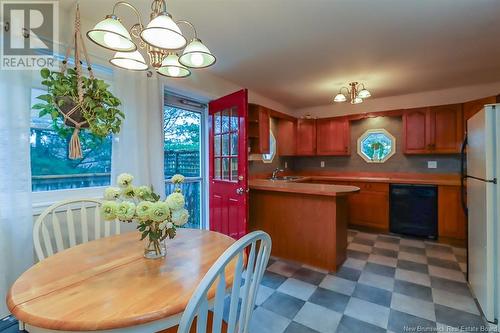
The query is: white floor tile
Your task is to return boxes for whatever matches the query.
[428,265,466,282]
[395,268,431,287]
[277,278,316,301]
[294,302,342,333]
[319,275,356,296]
[391,292,436,321]
[398,251,428,264]
[368,254,398,267]
[344,297,390,329]
[343,258,366,271]
[358,271,395,291]
[249,307,291,333]
[432,288,480,315]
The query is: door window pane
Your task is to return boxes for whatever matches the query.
[222,134,230,156]
[214,112,221,134]
[231,158,238,180]
[222,157,230,180]
[231,133,238,156]
[214,158,221,179]
[230,107,238,131]
[214,135,221,157]
[221,109,230,133]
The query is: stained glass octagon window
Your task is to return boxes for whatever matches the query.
[357,129,396,163]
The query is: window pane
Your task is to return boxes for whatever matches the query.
[230,107,238,131]
[214,158,221,179]
[214,111,221,134]
[222,133,230,156]
[231,158,238,180]
[231,132,238,156]
[221,109,230,133]
[30,88,111,192]
[222,157,230,180]
[214,135,221,157]
[164,106,201,178]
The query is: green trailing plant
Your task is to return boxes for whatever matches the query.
[33,67,124,139]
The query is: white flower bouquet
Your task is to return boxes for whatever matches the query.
[102,173,189,258]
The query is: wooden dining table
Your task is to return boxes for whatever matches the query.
[7,229,236,333]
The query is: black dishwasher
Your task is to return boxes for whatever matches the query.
[390,184,437,239]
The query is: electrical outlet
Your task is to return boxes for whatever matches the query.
[320,161,325,168]
[284,161,288,169]
[428,161,437,169]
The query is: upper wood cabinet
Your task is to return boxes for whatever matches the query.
[296,119,317,156]
[403,104,463,154]
[316,118,350,156]
[463,96,497,134]
[248,104,270,154]
[277,119,296,156]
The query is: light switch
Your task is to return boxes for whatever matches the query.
[428,161,437,169]
[320,161,325,168]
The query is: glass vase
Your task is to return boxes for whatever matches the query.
[144,238,166,259]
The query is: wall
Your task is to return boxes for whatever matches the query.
[290,116,460,174]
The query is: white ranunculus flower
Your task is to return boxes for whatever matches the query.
[166,192,185,211]
[104,187,121,200]
[117,173,134,187]
[171,208,189,226]
[171,174,185,184]
[166,222,174,229]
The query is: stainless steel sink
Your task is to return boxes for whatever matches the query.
[268,176,303,181]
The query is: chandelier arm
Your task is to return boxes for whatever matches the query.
[339,86,350,96]
[176,20,198,40]
[111,1,144,29]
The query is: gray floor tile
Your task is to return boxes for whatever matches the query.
[344,297,390,329]
[395,268,431,287]
[346,249,369,260]
[427,257,461,271]
[261,271,287,289]
[308,287,350,313]
[249,306,291,333]
[377,235,401,244]
[426,243,453,253]
[397,259,429,274]
[390,292,436,321]
[432,288,480,315]
[364,262,396,278]
[358,271,395,291]
[284,322,319,333]
[434,304,487,330]
[268,261,302,277]
[352,237,375,246]
[319,275,356,296]
[400,245,426,255]
[393,280,433,302]
[430,276,472,297]
[388,309,437,333]
[333,266,362,282]
[261,291,305,319]
[372,247,398,258]
[294,302,342,333]
[292,267,326,285]
[352,283,392,307]
[428,265,466,282]
[342,257,366,271]
[336,315,386,333]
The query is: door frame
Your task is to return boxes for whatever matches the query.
[164,90,209,230]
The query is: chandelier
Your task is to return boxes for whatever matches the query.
[86,0,216,78]
[333,82,371,104]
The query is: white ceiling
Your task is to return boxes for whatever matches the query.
[69,0,500,109]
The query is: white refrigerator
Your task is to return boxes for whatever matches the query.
[467,104,499,323]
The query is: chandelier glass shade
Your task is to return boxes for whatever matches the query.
[86,0,216,76]
[333,82,371,104]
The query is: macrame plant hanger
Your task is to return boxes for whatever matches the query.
[59,4,94,159]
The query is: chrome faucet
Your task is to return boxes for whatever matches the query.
[271,168,284,180]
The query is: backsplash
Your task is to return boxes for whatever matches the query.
[249,116,461,176]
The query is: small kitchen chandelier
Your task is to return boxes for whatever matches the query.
[333,82,371,105]
[87,0,216,77]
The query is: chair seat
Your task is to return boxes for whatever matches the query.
[159,312,228,333]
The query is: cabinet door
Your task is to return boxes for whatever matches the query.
[403,108,430,154]
[430,104,463,154]
[316,118,350,156]
[296,119,316,155]
[438,186,466,240]
[348,191,389,231]
[277,119,296,156]
[463,96,496,135]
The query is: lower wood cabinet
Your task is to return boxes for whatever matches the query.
[438,186,466,241]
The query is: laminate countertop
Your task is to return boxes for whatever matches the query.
[294,174,462,186]
[248,179,360,197]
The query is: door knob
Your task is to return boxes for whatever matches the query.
[236,187,245,195]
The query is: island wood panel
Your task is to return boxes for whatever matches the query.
[438,185,467,242]
[249,190,348,271]
[8,229,237,332]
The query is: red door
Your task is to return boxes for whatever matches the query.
[209,89,248,239]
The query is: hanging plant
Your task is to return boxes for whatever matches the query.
[31,5,124,159]
[34,67,124,139]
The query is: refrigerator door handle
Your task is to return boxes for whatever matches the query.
[465,175,498,184]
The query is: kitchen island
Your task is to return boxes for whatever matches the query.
[248,179,359,271]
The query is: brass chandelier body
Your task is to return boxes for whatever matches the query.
[334,82,371,104]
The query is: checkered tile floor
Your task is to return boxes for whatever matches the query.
[246,229,490,333]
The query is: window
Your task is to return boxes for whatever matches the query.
[262,130,276,163]
[357,129,396,163]
[164,94,206,229]
[30,88,112,192]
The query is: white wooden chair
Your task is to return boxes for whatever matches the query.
[176,231,272,333]
[33,199,121,261]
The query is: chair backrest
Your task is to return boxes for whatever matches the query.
[177,231,272,333]
[33,199,121,260]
